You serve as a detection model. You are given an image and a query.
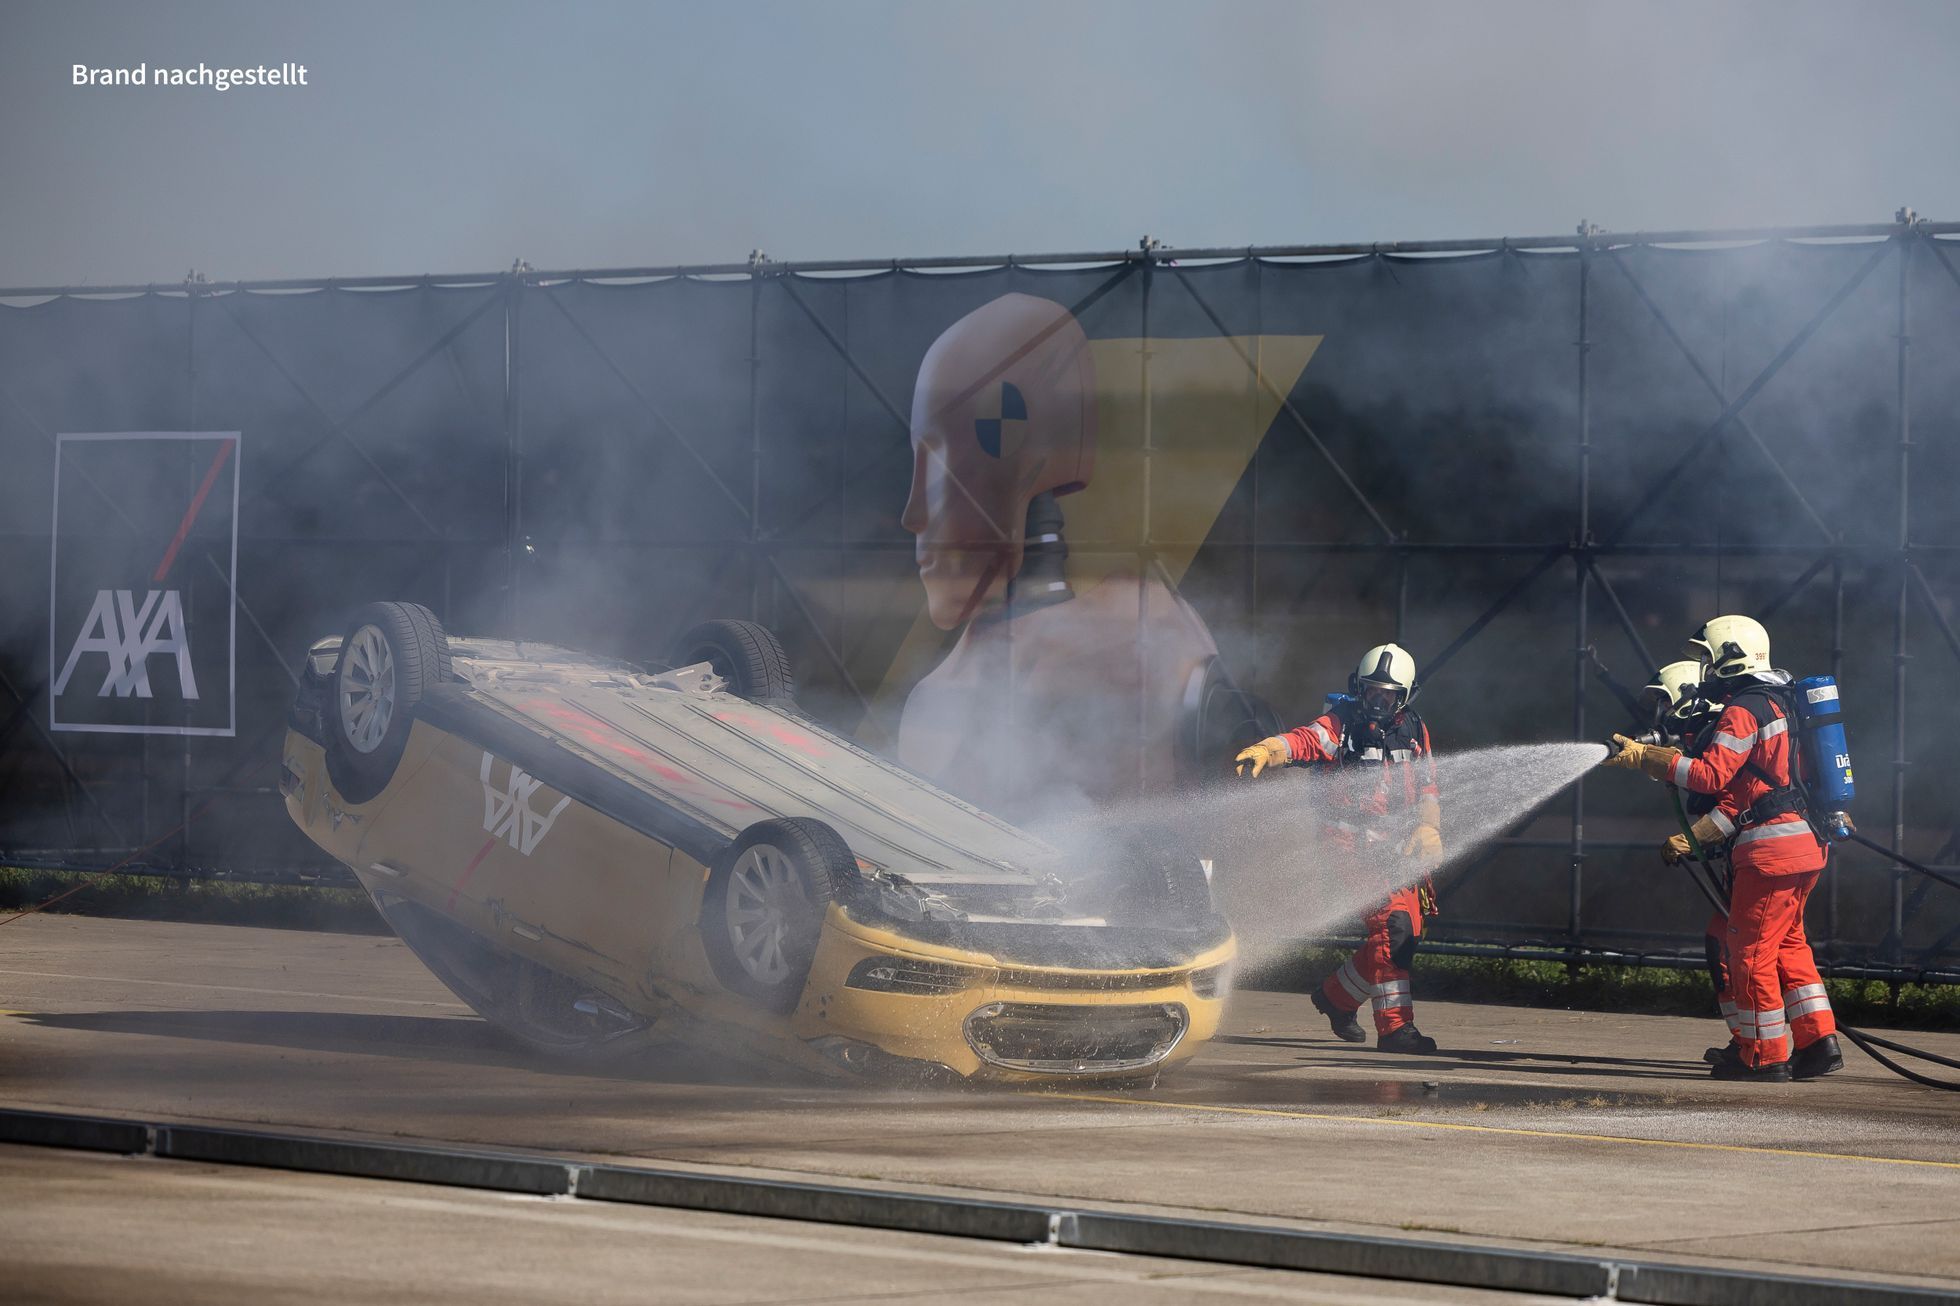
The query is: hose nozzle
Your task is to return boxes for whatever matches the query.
[1600,729,1665,757]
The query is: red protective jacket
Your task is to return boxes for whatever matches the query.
[1668,687,1825,877]
[1281,708,1439,825]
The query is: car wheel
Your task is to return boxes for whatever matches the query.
[325,601,451,804]
[1176,655,1283,787]
[670,619,795,704]
[701,817,851,1012]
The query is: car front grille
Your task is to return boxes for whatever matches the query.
[963,1002,1188,1075]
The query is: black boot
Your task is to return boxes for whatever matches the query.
[1312,989,1367,1043]
[1703,1039,1738,1065]
[1376,1025,1438,1055]
[1791,1034,1844,1081]
[1709,1045,1792,1082]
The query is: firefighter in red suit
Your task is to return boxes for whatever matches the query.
[1640,660,1741,1061]
[1603,615,1843,1082]
[1235,643,1443,1054]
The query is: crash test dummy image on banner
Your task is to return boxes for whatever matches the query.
[894,293,1228,824]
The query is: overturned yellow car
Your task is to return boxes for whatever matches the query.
[281,601,1234,1083]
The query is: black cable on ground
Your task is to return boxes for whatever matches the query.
[1804,832,1960,1089]
[1837,1026,1960,1091]
[1840,829,1960,895]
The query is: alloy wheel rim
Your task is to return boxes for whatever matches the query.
[338,625,397,754]
[726,843,806,985]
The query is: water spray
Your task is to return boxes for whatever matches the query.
[1039,741,1606,968]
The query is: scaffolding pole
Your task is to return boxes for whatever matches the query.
[1570,234,1594,964]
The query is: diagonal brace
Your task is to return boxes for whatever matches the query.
[763,554,872,721]
[539,286,754,525]
[1758,552,1836,622]
[1906,560,1960,671]
[771,274,1011,544]
[1413,546,1565,693]
[1168,265,1398,543]
[1584,557,1657,674]
[236,288,506,527]
[0,667,127,846]
[1601,239,1891,547]
[1606,249,1835,542]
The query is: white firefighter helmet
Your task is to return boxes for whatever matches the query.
[1350,642,1416,719]
[1686,614,1771,681]
[1639,659,1706,726]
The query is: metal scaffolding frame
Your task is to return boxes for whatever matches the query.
[4,216,1958,979]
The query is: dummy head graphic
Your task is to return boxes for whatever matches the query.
[901,292,1096,630]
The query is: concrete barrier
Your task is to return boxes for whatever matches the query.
[3,1106,1952,1306]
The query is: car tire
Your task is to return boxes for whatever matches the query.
[1176,655,1283,787]
[325,601,451,804]
[670,619,795,704]
[700,817,852,1013]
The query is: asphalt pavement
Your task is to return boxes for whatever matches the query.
[2,914,1957,1299]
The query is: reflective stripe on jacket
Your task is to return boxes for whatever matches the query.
[1669,693,1823,876]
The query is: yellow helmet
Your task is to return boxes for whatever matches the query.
[1639,659,1707,727]
[1686,615,1771,680]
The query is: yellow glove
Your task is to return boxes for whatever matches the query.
[1663,813,1727,865]
[1402,824,1443,860]
[1234,736,1291,778]
[1600,734,1682,782]
[1600,734,1645,770]
[1400,794,1443,860]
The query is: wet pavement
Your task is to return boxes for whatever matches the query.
[1,914,1956,1293]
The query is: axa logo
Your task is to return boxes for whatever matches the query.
[52,589,198,700]
[480,752,571,856]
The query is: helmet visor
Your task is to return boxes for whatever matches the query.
[1358,681,1402,717]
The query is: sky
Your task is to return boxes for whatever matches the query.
[5,0,1960,287]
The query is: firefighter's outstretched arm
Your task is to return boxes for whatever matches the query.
[1236,714,1345,776]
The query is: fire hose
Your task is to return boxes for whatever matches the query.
[1830,829,1960,1089]
[1668,790,1731,918]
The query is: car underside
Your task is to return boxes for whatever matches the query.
[281,602,1235,1082]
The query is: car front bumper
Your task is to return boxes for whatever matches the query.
[793,908,1234,1082]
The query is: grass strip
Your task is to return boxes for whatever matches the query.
[0,867,385,934]
[1246,945,1960,1032]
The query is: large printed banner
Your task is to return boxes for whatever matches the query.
[1,244,1957,957]
[49,432,239,736]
